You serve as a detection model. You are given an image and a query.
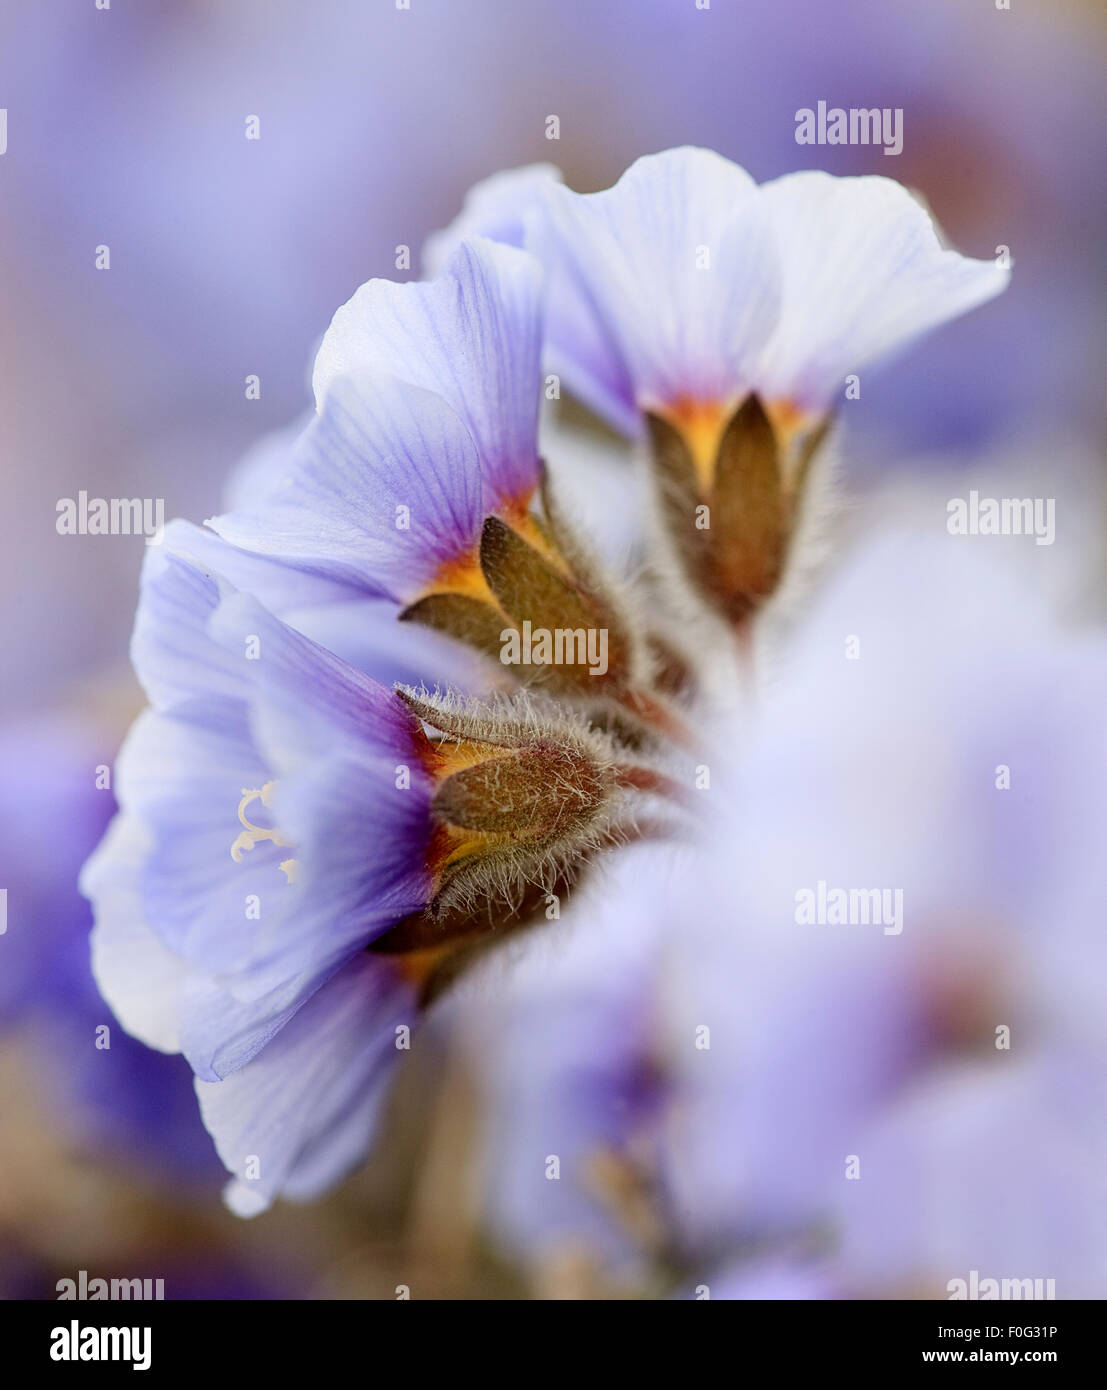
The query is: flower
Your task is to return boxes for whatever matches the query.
[430,148,1010,624]
[435,148,1010,438]
[83,148,1023,1234]
[83,539,671,1211]
[213,238,543,600]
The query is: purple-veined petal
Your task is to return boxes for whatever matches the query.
[82,811,188,1055]
[106,727,430,1083]
[105,552,436,1079]
[313,238,543,510]
[157,519,494,692]
[201,578,427,767]
[210,371,485,603]
[132,544,253,712]
[530,147,780,432]
[196,951,419,1215]
[158,517,357,617]
[113,703,277,979]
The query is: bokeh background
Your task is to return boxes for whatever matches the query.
[0,0,1103,1298]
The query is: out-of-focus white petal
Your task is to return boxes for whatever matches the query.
[82,812,188,1055]
[423,162,562,274]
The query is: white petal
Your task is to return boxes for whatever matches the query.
[532,147,781,430]
[754,171,1010,408]
[82,812,188,1054]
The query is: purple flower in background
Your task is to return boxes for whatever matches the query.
[450,847,669,1287]
[0,716,219,1180]
[454,522,1107,1297]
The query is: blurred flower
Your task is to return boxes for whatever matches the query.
[455,523,1107,1298]
[0,712,219,1180]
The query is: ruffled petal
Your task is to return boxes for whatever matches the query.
[202,578,426,768]
[753,171,1010,409]
[178,964,327,1084]
[313,238,543,509]
[139,549,423,764]
[530,147,780,431]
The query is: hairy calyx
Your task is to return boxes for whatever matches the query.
[368,687,683,973]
